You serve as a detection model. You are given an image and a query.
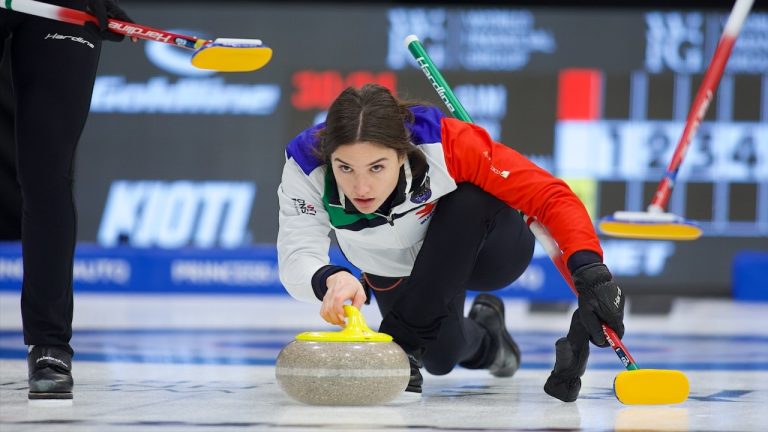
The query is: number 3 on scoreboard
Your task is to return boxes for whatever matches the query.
[642,123,766,181]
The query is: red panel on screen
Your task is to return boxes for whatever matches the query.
[557,69,603,120]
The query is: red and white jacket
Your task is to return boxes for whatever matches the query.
[277,105,601,303]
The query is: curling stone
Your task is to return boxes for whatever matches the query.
[275,305,410,405]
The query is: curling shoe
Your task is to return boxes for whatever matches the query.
[468,294,521,377]
[28,345,73,400]
[405,349,424,394]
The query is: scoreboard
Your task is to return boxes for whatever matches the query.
[555,70,768,238]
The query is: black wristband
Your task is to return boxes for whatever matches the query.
[311,265,352,301]
[567,250,603,274]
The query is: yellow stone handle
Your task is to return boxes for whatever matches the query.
[295,305,393,342]
[341,305,375,336]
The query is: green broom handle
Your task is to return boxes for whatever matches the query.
[404,35,474,123]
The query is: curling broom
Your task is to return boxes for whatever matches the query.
[598,0,754,241]
[1,0,273,72]
[406,34,689,405]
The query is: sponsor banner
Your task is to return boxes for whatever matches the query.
[0,242,284,294]
[0,242,573,300]
[98,180,256,249]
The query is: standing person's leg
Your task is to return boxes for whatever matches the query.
[11,10,102,399]
[377,183,534,377]
[0,13,23,241]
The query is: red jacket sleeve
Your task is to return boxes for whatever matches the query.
[440,118,602,263]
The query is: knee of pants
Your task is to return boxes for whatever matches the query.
[423,351,458,376]
[418,295,474,376]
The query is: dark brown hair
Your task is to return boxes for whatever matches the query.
[314,84,424,163]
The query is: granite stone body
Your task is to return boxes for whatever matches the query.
[275,340,410,405]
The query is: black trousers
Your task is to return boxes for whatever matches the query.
[373,183,535,375]
[1,1,102,354]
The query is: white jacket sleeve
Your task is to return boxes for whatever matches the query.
[277,157,333,303]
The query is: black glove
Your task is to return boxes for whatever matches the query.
[572,263,625,347]
[85,0,133,42]
[544,310,590,402]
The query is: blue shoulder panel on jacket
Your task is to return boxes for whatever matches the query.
[286,122,325,175]
[409,105,445,145]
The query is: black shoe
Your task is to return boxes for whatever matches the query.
[28,346,73,400]
[468,294,521,377]
[543,337,589,402]
[405,349,424,394]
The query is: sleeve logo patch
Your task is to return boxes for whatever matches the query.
[292,198,317,215]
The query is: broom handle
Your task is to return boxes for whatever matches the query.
[2,0,209,49]
[649,0,754,212]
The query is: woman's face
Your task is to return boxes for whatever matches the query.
[331,141,405,214]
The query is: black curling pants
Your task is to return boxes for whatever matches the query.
[373,183,535,375]
[1,1,102,355]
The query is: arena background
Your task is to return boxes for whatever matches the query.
[1,0,766,302]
